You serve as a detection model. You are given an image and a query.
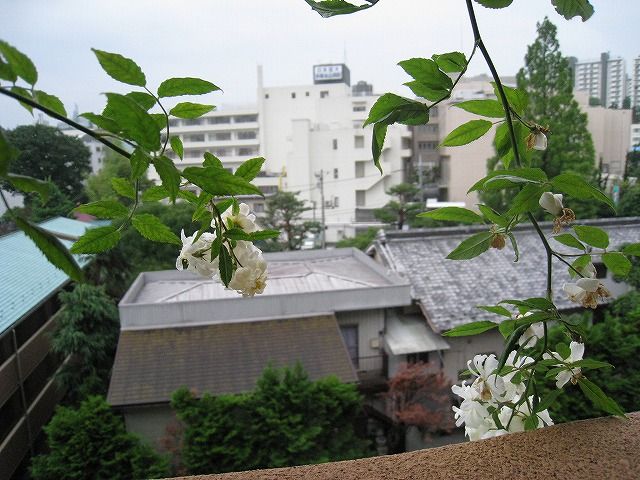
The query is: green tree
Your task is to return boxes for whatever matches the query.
[30,396,169,480]
[171,364,371,475]
[617,184,640,217]
[263,191,316,250]
[482,18,597,212]
[85,148,153,203]
[336,227,379,250]
[5,124,91,203]
[28,183,75,222]
[544,292,640,423]
[52,284,120,404]
[374,183,422,230]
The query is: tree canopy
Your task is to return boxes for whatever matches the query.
[171,364,372,475]
[263,191,318,250]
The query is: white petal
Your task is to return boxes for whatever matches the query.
[569,342,585,361]
[539,192,563,216]
[533,132,547,151]
[576,277,600,293]
[555,370,572,389]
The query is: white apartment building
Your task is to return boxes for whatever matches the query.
[631,124,640,151]
[162,64,411,243]
[632,55,640,108]
[573,53,627,108]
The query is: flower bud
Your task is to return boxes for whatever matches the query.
[532,132,547,150]
[491,233,506,250]
[539,192,564,216]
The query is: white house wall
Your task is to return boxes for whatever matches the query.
[335,309,384,359]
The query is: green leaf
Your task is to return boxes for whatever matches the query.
[250,229,281,241]
[623,243,640,257]
[572,359,613,370]
[404,81,450,102]
[235,157,265,182]
[474,0,513,8]
[79,113,120,134]
[169,102,215,119]
[398,58,452,90]
[74,200,129,219]
[498,319,516,339]
[149,113,166,131]
[132,213,181,245]
[578,378,625,417]
[303,0,378,18]
[573,225,609,249]
[551,0,594,21]
[111,177,136,199]
[551,173,615,212]
[129,148,150,180]
[602,252,632,277]
[91,49,146,87]
[0,57,17,82]
[446,231,493,260]
[141,185,170,202]
[11,86,34,114]
[152,156,181,202]
[506,184,545,216]
[218,245,233,287]
[224,228,252,241]
[477,305,512,317]
[157,77,221,97]
[491,83,528,115]
[6,174,51,203]
[534,390,563,414]
[477,204,508,227]
[364,93,429,126]
[103,93,160,150]
[170,136,184,160]
[501,297,555,312]
[203,152,224,169]
[524,414,539,431]
[182,166,263,197]
[372,122,387,174]
[552,234,585,251]
[34,91,67,117]
[442,120,492,147]
[417,206,484,224]
[570,254,592,278]
[125,91,156,110]
[454,99,505,118]
[431,52,467,73]
[442,320,498,337]
[70,226,121,254]
[178,189,198,203]
[15,216,83,281]
[0,40,37,85]
[508,232,519,262]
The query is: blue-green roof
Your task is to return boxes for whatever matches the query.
[0,217,95,335]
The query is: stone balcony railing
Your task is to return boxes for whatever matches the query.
[168,412,639,480]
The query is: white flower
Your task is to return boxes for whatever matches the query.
[532,132,547,151]
[218,203,259,233]
[498,398,554,433]
[539,192,564,216]
[517,322,544,349]
[176,230,219,278]
[228,241,267,297]
[480,428,509,439]
[576,261,597,279]
[544,341,585,388]
[563,277,610,309]
[468,354,504,402]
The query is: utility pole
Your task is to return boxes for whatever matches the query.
[315,170,326,249]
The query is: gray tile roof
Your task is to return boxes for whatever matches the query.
[372,217,640,333]
[107,314,357,407]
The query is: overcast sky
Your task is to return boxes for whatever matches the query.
[1,0,636,129]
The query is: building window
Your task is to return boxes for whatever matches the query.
[594,262,607,279]
[354,135,365,148]
[168,119,180,127]
[332,139,338,150]
[234,114,258,123]
[305,91,310,97]
[208,116,230,124]
[356,190,366,206]
[407,352,430,364]
[418,141,437,151]
[333,196,339,207]
[353,103,366,112]
[259,185,278,195]
[185,134,205,142]
[210,132,231,141]
[253,203,264,213]
[238,147,258,156]
[430,106,438,117]
[213,148,228,156]
[184,118,203,126]
[340,325,359,367]
[265,94,269,99]
[291,92,296,99]
[237,130,257,140]
[355,161,366,178]
[320,90,329,98]
[186,150,203,158]
[333,168,339,179]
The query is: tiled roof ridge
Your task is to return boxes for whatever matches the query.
[379,216,640,242]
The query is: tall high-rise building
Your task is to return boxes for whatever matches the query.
[160,65,412,243]
[573,52,627,108]
[632,55,640,108]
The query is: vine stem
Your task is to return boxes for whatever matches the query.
[0,85,131,159]
[464,0,553,301]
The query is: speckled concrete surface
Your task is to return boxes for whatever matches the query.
[168,412,640,480]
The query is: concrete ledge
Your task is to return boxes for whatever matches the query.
[169,412,639,480]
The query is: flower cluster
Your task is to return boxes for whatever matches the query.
[452,346,553,440]
[176,203,268,297]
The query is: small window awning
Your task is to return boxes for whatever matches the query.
[385,313,450,355]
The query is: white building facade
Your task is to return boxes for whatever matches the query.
[573,52,627,108]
